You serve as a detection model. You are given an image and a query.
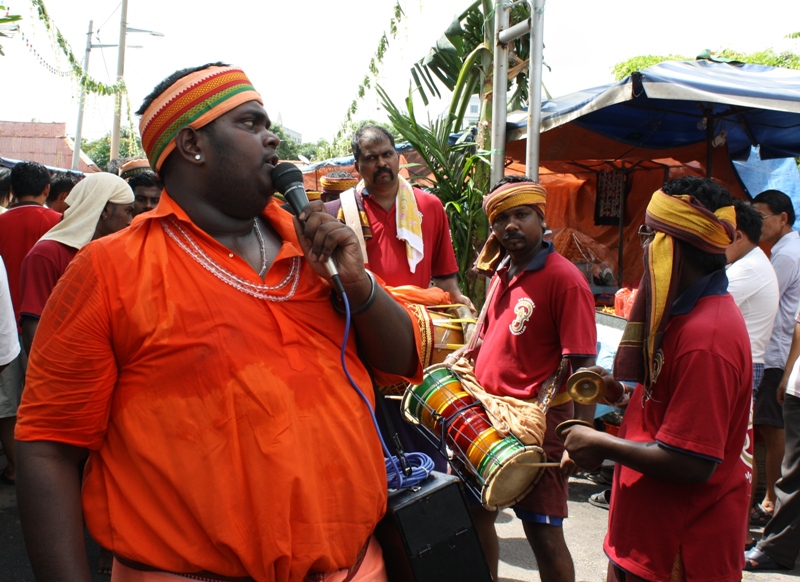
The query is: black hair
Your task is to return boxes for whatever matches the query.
[351,124,395,161]
[106,158,125,175]
[489,174,535,193]
[0,168,10,206]
[661,177,733,274]
[127,170,162,191]
[137,62,229,116]
[10,161,50,198]
[732,200,763,246]
[47,173,79,203]
[752,189,795,226]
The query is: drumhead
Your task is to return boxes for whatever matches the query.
[481,445,546,511]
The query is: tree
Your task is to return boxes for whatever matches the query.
[0,5,21,56]
[612,47,800,81]
[82,126,144,171]
[378,86,489,302]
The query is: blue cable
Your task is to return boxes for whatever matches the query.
[338,286,432,490]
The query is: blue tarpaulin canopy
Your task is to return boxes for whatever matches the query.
[507,60,800,162]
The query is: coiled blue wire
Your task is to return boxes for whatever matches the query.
[338,287,433,490]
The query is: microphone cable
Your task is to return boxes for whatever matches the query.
[337,286,433,490]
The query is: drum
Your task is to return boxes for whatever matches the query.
[402,364,546,510]
[381,304,476,396]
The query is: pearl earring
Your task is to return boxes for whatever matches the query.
[194,154,201,160]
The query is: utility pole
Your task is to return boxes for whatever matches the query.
[71,20,93,170]
[109,0,129,162]
[525,0,545,181]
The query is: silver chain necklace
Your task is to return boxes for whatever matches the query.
[253,218,268,277]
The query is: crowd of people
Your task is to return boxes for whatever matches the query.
[0,61,798,582]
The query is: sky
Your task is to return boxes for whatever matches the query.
[2,0,799,145]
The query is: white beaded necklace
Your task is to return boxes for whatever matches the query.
[162,216,301,301]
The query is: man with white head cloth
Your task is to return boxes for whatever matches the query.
[19,173,134,354]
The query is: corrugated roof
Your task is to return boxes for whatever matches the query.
[0,121,100,173]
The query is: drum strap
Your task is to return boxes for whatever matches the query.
[341,188,369,264]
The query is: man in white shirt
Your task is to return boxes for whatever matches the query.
[726,200,780,388]
[751,189,800,521]
[0,258,20,374]
[0,256,21,484]
[726,200,780,548]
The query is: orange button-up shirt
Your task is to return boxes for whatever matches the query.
[16,192,422,581]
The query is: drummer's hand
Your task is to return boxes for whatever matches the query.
[560,449,578,476]
[563,425,607,472]
[443,345,469,367]
[453,292,476,315]
[294,201,370,295]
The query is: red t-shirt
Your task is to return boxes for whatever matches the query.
[363,188,458,288]
[19,240,78,320]
[0,204,61,326]
[605,285,752,581]
[474,245,597,399]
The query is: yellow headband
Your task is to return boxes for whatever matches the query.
[139,65,263,173]
[646,190,736,253]
[483,181,547,224]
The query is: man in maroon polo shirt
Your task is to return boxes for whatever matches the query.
[325,124,471,472]
[566,178,751,582]
[461,176,597,581]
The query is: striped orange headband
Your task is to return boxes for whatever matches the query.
[483,181,547,224]
[139,65,263,173]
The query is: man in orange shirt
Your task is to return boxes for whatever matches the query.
[16,63,422,582]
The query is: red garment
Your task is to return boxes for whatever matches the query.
[0,204,61,326]
[19,240,78,320]
[474,246,597,400]
[362,188,458,288]
[605,293,752,581]
[16,192,422,582]
[474,245,596,517]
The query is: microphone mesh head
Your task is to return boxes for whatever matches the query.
[272,162,304,195]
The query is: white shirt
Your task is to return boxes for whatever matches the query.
[0,257,20,366]
[726,246,780,364]
[765,231,800,368]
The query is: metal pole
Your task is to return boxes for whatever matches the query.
[525,0,545,180]
[617,174,625,287]
[490,0,510,187]
[110,0,128,162]
[72,20,93,171]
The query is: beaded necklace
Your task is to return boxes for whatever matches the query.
[162,216,301,301]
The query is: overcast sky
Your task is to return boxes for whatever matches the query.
[3,0,798,144]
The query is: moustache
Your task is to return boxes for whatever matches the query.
[374,168,394,180]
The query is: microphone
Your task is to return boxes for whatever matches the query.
[271,162,343,291]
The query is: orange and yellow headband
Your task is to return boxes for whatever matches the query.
[139,65,263,173]
[482,181,547,224]
[646,190,736,253]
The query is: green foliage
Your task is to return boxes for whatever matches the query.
[271,126,301,160]
[82,127,143,171]
[715,48,800,70]
[613,48,800,81]
[333,1,405,146]
[31,0,126,96]
[612,54,690,80]
[410,0,532,128]
[378,85,489,302]
[0,5,21,57]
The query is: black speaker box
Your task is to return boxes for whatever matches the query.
[375,471,492,582]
